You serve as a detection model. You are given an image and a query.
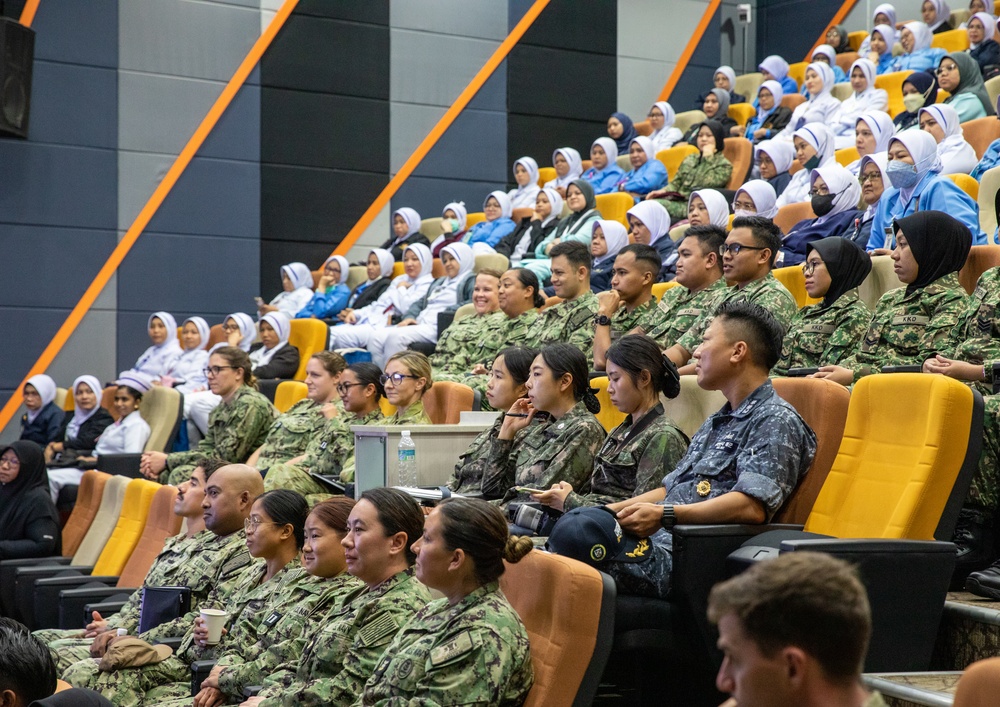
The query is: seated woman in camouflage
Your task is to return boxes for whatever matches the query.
[533,335,689,511]
[153,498,362,707]
[63,489,311,704]
[140,346,276,486]
[245,488,430,707]
[265,362,386,495]
[448,347,536,494]
[481,343,607,508]
[771,237,873,376]
[815,210,971,386]
[358,498,534,706]
[430,269,503,379]
[383,351,433,425]
[242,351,346,479]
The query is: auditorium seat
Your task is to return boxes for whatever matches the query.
[54,387,69,411]
[96,385,183,478]
[773,265,822,308]
[848,30,867,51]
[655,144,699,181]
[634,120,652,136]
[288,318,328,379]
[875,71,914,117]
[978,166,1000,238]
[669,224,690,242]
[661,375,726,439]
[723,137,753,189]
[651,281,680,300]
[673,110,707,135]
[500,550,615,707]
[542,295,563,310]
[537,167,556,187]
[787,61,807,88]
[727,103,755,129]
[593,192,635,228]
[474,252,509,274]
[590,377,626,433]
[207,323,228,350]
[274,380,308,413]
[931,28,970,52]
[422,381,476,424]
[959,245,1000,295]
[773,201,815,234]
[986,76,1000,114]
[781,93,806,111]
[830,83,853,102]
[60,470,110,558]
[961,116,1000,161]
[512,207,533,223]
[835,146,859,167]
[859,255,904,308]
[615,154,631,172]
[452,302,476,321]
[835,51,859,74]
[733,72,763,100]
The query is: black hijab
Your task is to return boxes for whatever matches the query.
[0,440,56,543]
[892,211,972,295]
[808,237,872,307]
[698,120,726,154]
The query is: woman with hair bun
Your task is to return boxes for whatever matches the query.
[358,497,533,706]
[481,343,606,507]
[535,335,689,511]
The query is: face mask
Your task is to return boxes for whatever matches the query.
[902,93,927,113]
[734,209,756,219]
[804,154,821,170]
[886,159,921,189]
[445,218,461,232]
[811,193,836,217]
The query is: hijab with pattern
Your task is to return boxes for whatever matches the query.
[281,263,313,291]
[892,210,971,294]
[807,236,873,307]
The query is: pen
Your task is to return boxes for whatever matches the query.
[504,413,530,418]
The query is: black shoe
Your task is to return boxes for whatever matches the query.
[966,559,1000,600]
[953,509,994,569]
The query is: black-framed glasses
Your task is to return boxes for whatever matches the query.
[245,516,283,533]
[802,260,825,276]
[336,382,365,396]
[203,365,237,377]
[380,372,419,387]
[719,243,767,256]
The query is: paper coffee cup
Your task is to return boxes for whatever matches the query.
[200,608,229,645]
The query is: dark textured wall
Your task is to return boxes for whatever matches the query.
[756,0,844,67]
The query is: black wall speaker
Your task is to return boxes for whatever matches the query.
[0,16,34,139]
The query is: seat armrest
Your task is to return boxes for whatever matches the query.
[59,586,136,630]
[32,576,121,630]
[153,636,184,650]
[37,575,120,590]
[779,538,954,554]
[84,600,129,620]
[191,660,217,696]
[96,454,143,478]
[0,557,71,618]
[13,565,95,628]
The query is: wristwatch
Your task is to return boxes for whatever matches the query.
[660,505,676,530]
[594,314,612,327]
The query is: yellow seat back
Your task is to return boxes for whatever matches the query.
[848,31,868,51]
[651,281,680,301]
[804,374,975,540]
[590,377,626,433]
[874,70,914,117]
[288,318,328,380]
[772,265,822,308]
[835,146,859,167]
[787,61,807,90]
[728,103,756,128]
[655,144,699,182]
[947,173,979,202]
[379,397,397,418]
[594,192,635,228]
[537,167,556,187]
[92,479,161,576]
[275,381,308,413]
[930,28,970,52]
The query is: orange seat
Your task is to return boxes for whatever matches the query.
[512,207,533,223]
[634,119,653,136]
[773,201,816,234]
[60,470,110,558]
[781,93,806,111]
[542,295,563,310]
[961,117,1000,160]
[422,381,475,424]
[723,137,753,189]
[207,323,228,350]
[835,51,859,74]
[100,386,120,422]
[959,245,1000,295]
[117,485,182,588]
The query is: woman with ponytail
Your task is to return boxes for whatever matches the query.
[358,498,534,706]
[533,335,689,511]
[481,343,606,507]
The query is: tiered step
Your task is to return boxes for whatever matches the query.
[862,673,959,707]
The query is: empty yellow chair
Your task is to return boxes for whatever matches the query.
[835,146,859,167]
[90,479,161,577]
[537,167,556,187]
[874,71,914,117]
[773,265,822,308]
[590,377,627,433]
[275,381,309,413]
[930,28,970,53]
[594,192,635,228]
[787,61,808,89]
[728,103,756,128]
[655,144,699,181]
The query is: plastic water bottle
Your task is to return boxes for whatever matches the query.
[398,431,417,487]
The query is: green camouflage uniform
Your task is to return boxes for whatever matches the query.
[771,289,872,376]
[563,405,689,510]
[254,399,326,475]
[358,582,533,706]
[264,408,385,495]
[146,572,364,707]
[610,297,662,345]
[839,273,968,382]
[432,312,503,376]
[164,385,277,485]
[481,401,607,507]
[656,153,734,221]
[390,400,431,426]
[37,529,248,673]
[253,568,431,707]
[643,278,728,349]
[523,291,600,362]
[447,415,529,495]
[676,273,799,358]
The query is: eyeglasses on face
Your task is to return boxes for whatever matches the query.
[203,365,237,377]
[802,260,825,276]
[244,516,283,533]
[380,372,420,387]
[719,243,767,256]
[0,456,20,468]
[336,382,365,396]
[732,200,756,211]
[859,172,882,184]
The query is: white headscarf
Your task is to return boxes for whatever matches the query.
[806,61,835,100]
[251,311,291,367]
[903,21,934,53]
[857,111,896,154]
[401,243,434,282]
[795,123,836,166]
[281,263,313,290]
[969,12,996,45]
[925,0,951,32]
[735,180,779,219]
[508,157,541,209]
[811,45,838,66]
[631,135,657,164]
[888,130,943,200]
[858,153,890,219]
[66,375,103,439]
[715,66,737,90]
[626,200,672,246]
[550,148,583,187]
[850,58,877,97]
[323,255,350,286]
[539,187,564,227]
[919,103,979,174]
[871,24,896,57]
[225,312,258,352]
[483,190,513,220]
[873,3,897,28]
[810,164,862,224]
[690,189,731,228]
[592,137,619,163]
[182,317,210,351]
[392,208,422,238]
[25,374,56,423]
[370,248,395,280]
[132,311,182,377]
[759,55,790,81]
[756,139,797,174]
[441,242,475,283]
[442,201,468,232]
[648,102,681,151]
[592,220,630,266]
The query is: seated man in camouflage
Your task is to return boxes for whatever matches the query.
[665,216,798,371]
[547,301,816,599]
[593,244,670,371]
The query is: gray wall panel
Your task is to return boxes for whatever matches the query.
[200,85,261,163]
[32,0,118,68]
[118,71,226,156]
[29,62,117,149]
[48,309,119,391]
[119,0,260,81]
[391,0,508,41]
[395,105,507,183]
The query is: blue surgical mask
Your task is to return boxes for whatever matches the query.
[886,160,920,190]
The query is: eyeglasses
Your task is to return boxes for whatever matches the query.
[732,200,756,212]
[245,516,283,533]
[859,172,883,184]
[802,260,825,276]
[203,365,237,377]
[719,243,767,256]
[807,188,831,197]
[936,64,957,75]
[221,323,239,332]
[380,372,420,387]
[336,382,365,396]
[0,456,20,468]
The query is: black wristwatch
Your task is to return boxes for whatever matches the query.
[594,314,612,327]
[660,505,676,530]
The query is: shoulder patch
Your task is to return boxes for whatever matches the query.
[358,611,400,647]
[219,548,252,578]
[430,630,477,666]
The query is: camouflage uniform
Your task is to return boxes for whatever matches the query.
[390,400,431,426]
[254,399,326,475]
[839,273,968,382]
[657,153,734,221]
[37,529,247,673]
[563,405,689,510]
[481,401,607,507]
[610,297,662,346]
[642,278,729,349]
[432,312,505,376]
[264,408,385,495]
[523,291,600,362]
[603,381,816,599]
[447,415,529,495]
[676,273,799,358]
[146,572,364,707]
[358,582,533,706]
[771,289,872,376]
[164,385,277,485]
[253,568,431,707]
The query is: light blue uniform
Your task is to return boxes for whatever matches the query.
[867,173,985,250]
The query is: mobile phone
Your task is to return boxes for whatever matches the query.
[880,365,923,374]
[786,367,819,377]
[254,297,265,306]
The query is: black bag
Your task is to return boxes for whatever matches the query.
[137,586,191,634]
